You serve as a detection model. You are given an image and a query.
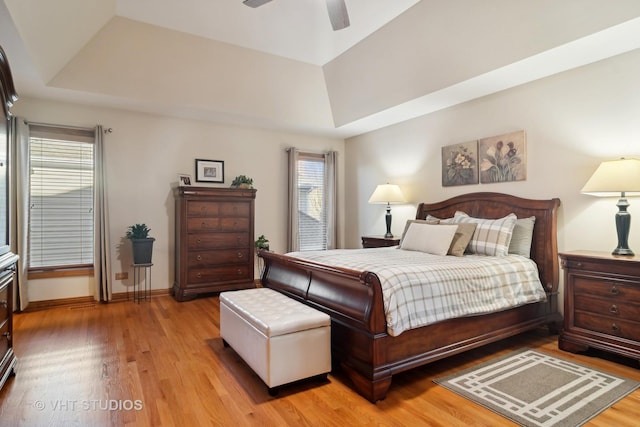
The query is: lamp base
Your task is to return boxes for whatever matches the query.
[612,247,634,256]
[613,197,634,256]
[384,205,393,238]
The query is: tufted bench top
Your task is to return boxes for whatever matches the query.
[220,288,330,338]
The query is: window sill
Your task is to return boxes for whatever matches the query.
[28,267,94,280]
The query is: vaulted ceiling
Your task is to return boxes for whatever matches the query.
[2,0,640,138]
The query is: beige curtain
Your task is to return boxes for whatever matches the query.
[10,117,30,310]
[324,151,338,249]
[286,148,300,252]
[94,125,112,302]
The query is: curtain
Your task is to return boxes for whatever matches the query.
[11,117,30,310]
[94,125,112,302]
[324,151,338,249]
[286,148,300,252]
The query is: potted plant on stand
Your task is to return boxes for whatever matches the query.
[126,224,155,264]
[254,235,269,283]
[255,234,269,251]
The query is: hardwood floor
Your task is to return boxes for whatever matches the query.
[1,295,639,426]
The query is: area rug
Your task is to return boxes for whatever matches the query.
[434,348,639,427]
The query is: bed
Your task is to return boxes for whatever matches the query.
[259,192,561,402]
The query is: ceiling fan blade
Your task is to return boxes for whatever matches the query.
[243,0,273,8]
[326,0,350,31]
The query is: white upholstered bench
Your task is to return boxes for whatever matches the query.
[219,288,331,394]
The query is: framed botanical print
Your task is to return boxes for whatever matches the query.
[479,130,526,183]
[442,140,478,187]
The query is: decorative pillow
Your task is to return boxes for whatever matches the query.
[448,223,477,256]
[399,219,439,246]
[426,214,455,224]
[453,211,517,256]
[509,216,536,258]
[399,222,458,256]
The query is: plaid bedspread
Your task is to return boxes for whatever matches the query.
[286,247,547,336]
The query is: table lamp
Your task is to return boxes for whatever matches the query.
[581,158,640,256]
[368,184,406,238]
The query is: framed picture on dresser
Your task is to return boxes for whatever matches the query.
[195,159,224,183]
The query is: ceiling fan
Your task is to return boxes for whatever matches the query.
[243,0,350,31]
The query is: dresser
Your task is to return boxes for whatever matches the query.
[0,45,19,392]
[174,187,256,301]
[559,251,640,362]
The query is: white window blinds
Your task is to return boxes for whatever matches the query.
[297,154,326,251]
[29,125,95,268]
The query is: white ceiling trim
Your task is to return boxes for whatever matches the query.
[337,17,640,138]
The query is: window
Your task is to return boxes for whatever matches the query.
[296,153,327,251]
[28,125,95,270]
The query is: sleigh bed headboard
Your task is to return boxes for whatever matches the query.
[416,192,561,294]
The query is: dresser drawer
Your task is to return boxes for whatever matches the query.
[188,249,250,267]
[574,311,640,342]
[573,276,640,300]
[188,233,249,250]
[188,265,251,284]
[187,217,249,233]
[187,201,249,218]
[0,283,8,323]
[574,294,640,320]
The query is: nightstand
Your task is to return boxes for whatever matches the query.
[361,235,400,248]
[558,250,640,362]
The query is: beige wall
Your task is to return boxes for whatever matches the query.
[346,48,640,257]
[13,99,345,302]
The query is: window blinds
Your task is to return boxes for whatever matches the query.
[297,154,326,251]
[29,125,95,268]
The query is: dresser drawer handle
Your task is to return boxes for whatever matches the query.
[237,252,243,259]
[609,305,618,314]
[201,221,207,228]
[611,323,619,332]
[2,332,10,340]
[610,286,619,295]
[237,269,242,276]
[0,300,7,308]
[196,255,202,261]
[196,238,201,244]
[196,273,202,278]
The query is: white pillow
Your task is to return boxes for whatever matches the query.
[400,222,458,255]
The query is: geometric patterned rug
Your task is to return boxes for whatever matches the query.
[434,349,639,427]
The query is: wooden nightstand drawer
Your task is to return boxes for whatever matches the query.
[573,276,640,300]
[574,294,640,320]
[574,311,640,342]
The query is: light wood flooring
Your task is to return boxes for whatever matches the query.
[1,294,640,426]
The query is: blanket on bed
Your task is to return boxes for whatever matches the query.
[286,247,547,336]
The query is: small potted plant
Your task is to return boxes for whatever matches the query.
[255,234,269,251]
[231,175,254,189]
[126,224,155,264]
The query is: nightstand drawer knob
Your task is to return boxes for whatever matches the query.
[609,304,618,314]
[611,323,620,332]
[196,255,202,261]
[610,286,619,295]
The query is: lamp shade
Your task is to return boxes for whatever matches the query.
[368,184,406,204]
[581,158,640,196]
